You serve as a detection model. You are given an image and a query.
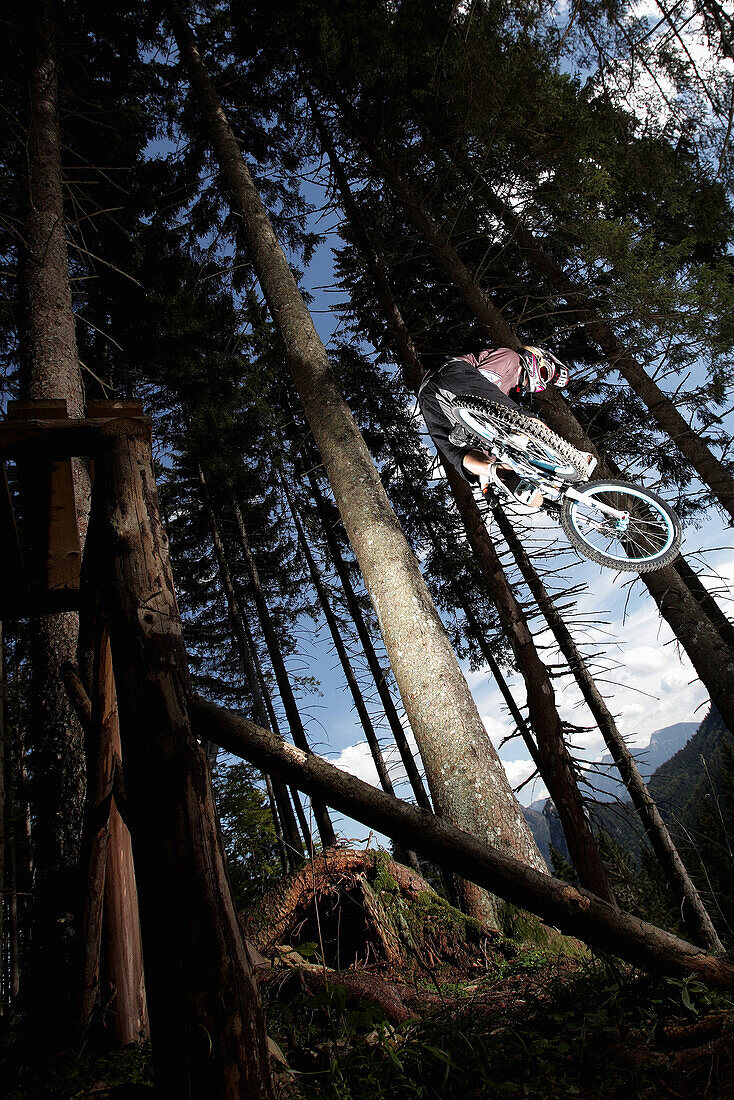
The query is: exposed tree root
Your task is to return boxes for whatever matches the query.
[242,848,508,979]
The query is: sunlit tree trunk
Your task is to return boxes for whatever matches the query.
[168,2,545,927]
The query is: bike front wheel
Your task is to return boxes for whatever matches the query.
[560,480,681,572]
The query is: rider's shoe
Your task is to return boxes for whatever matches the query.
[579,450,597,476]
[487,464,544,509]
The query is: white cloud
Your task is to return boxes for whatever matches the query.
[330,742,380,787]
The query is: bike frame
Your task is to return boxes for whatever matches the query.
[436,389,631,527]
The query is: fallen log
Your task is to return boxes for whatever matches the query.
[191,696,734,989]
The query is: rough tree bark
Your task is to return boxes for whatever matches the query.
[196,462,307,862]
[18,0,90,1045]
[389,453,542,772]
[191,698,734,986]
[96,416,274,1099]
[167,2,545,926]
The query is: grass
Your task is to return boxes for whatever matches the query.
[269,952,733,1099]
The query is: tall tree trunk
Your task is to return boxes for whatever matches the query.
[389,456,543,774]
[250,640,314,855]
[168,3,545,927]
[97,416,274,1099]
[7,673,26,1002]
[304,473,432,812]
[336,114,734,735]
[18,0,90,1045]
[490,502,722,950]
[443,460,616,902]
[312,113,613,900]
[672,557,734,652]
[262,772,290,874]
[226,489,337,847]
[277,475,421,871]
[195,462,307,862]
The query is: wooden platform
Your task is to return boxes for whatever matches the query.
[0,398,147,618]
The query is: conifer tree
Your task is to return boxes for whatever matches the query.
[16,0,91,1046]
[166,0,546,926]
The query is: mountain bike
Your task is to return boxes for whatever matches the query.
[435,390,682,572]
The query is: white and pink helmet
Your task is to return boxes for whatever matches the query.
[519,346,569,392]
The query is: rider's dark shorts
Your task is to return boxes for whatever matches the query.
[419,358,540,482]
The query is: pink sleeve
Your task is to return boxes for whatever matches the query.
[475,348,523,394]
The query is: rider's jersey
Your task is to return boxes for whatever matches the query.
[419,348,531,482]
[449,348,524,394]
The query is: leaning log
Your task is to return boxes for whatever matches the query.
[190,697,734,990]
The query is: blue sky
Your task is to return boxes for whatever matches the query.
[287,172,734,846]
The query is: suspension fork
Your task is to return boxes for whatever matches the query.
[563,485,631,528]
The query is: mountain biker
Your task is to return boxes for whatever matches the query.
[418,345,570,509]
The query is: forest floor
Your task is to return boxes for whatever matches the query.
[3,850,734,1098]
[264,944,734,1099]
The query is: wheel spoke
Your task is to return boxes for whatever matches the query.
[566,483,677,567]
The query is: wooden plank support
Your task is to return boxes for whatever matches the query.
[6,400,81,604]
[0,399,148,617]
[94,415,273,1097]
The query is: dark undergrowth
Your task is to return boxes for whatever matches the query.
[2,951,732,1098]
[1,1044,153,1099]
[268,949,734,1099]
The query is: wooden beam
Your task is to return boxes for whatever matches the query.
[45,457,81,594]
[0,401,149,617]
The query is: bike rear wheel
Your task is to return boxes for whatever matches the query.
[453,397,590,480]
[560,480,681,572]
